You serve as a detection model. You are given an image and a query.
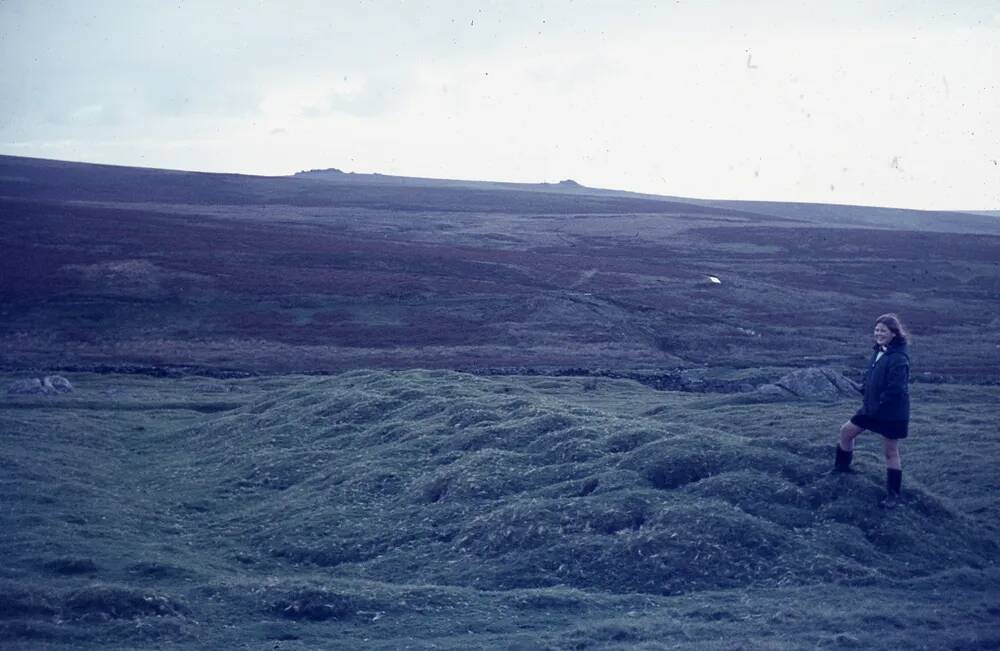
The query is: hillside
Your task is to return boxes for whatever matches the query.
[2,371,998,649]
[2,156,999,649]
[2,155,999,384]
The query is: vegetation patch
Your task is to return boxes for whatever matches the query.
[61,584,189,622]
[0,584,58,619]
[150,371,998,599]
[42,557,99,576]
[270,588,373,621]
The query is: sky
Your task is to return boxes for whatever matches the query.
[2,0,998,210]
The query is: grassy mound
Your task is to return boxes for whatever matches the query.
[2,371,998,649]
[159,370,996,595]
[0,582,187,622]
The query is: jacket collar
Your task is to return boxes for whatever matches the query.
[873,338,907,354]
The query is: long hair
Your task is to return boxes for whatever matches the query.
[875,313,909,344]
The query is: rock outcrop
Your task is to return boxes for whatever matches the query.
[7,376,74,395]
[758,368,859,400]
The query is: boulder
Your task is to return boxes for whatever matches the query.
[760,368,859,400]
[193,382,238,393]
[43,375,74,393]
[7,376,74,395]
[756,383,791,398]
[7,378,45,395]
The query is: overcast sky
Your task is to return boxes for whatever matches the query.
[2,1,998,210]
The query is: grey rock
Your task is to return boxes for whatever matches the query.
[7,376,74,395]
[43,375,73,393]
[757,383,791,397]
[194,382,238,393]
[832,632,862,647]
[8,378,46,395]
[761,368,860,400]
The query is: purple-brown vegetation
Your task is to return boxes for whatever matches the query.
[1,155,998,381]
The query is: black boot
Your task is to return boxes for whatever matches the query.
[834,444,854,472]
[880,468,903,509]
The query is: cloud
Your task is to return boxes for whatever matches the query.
[2,2,998,209]
[364,22,999,207]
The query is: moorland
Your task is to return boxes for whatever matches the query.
[1,155,998,649]
[3,154,999,382]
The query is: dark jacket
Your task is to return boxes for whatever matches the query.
[860,339,910,422]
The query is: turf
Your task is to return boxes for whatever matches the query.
[2,371,997,649]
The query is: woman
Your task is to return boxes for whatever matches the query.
[834,313,911,508]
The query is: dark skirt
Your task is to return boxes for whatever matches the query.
[851,413,909,439]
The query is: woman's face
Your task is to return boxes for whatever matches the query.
[874,322,895,347]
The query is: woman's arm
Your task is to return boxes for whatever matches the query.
[860,351,877,395]
[877,357,909,413]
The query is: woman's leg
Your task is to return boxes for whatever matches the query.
[882,437,901,470]
[839,421,864,451]
[882,437,903,506]
[835,421,864,471]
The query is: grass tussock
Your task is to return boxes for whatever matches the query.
[0,581,188,623]
[270,588,373,621]
[0,584,59,619]
[61,584,188,621]
[42,557,99,576]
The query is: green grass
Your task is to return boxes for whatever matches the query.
[1,371,998,649]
